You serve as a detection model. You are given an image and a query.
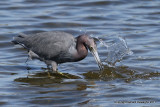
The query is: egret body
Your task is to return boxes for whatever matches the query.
[12,31,103,72]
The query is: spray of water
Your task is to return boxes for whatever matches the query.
[97,36,133,66]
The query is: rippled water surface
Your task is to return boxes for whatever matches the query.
[0,0,160,106]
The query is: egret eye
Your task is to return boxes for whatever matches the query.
[89,46,93,50]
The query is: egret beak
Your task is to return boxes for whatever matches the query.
[89,47,103,71]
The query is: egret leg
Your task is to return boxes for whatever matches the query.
[43,66,51,77]
[51,61,58,73]
[47,71,51,77]
[51,62,70,78]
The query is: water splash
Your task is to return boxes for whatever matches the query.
[98,36,133,66]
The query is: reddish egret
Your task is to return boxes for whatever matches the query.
[12,31,103,73]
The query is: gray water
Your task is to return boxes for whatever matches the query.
[0,0,160,106]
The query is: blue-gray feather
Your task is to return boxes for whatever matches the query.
[13,31,76,63]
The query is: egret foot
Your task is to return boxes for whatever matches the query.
[56,70,70,79]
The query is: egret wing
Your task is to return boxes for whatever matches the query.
[15,31,76,60]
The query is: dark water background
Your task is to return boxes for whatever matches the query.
[0,0,160,106]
